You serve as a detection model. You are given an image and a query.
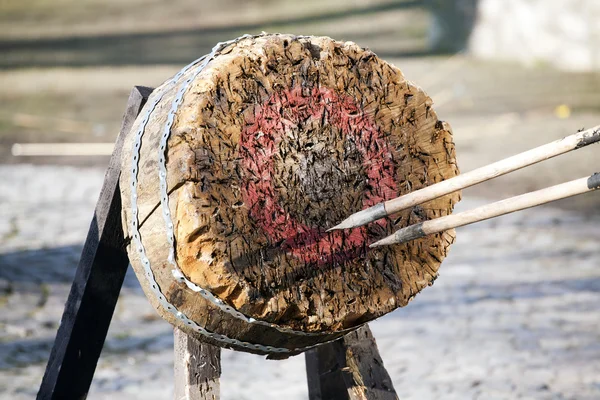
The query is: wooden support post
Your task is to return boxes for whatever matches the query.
[36,82,400,400]
[305,325,398,400]
[174,328,222,400]
[37,86,153,400]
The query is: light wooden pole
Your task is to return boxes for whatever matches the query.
[371,173,600,247]
[329,126,600,232]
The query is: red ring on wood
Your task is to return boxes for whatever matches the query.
[240,86,398,264]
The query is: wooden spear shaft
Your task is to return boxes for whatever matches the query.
[328,125,600,231]
[370,172,600,247]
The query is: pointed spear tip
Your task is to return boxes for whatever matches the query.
[326,220,352,232]
[369,236,395,248]
[327,203,388,232]
[372,223,426,248]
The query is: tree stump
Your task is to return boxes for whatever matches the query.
[120,33,460,357]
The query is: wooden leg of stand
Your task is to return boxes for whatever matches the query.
[305,325,398,400]
[37,86,153,400]
[174,328,221,400]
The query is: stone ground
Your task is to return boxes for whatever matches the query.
[1,2,600,398]
[1,156,599,400]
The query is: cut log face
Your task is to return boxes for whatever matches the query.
[120,34,460,356]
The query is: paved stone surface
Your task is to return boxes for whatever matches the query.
[1,164,600,400]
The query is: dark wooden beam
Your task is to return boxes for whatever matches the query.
[37,86,153,400]
[305,324,398,400]
[174,328,222,400]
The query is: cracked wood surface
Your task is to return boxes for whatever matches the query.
[120,34,460,355]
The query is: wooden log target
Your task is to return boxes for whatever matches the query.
[120,34,460,357]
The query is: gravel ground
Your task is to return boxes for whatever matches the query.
[1,164,600,399]
[2,1,599,398]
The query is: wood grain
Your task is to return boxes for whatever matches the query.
[121,34,460,355]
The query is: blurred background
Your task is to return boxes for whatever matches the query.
[1,0,599,399]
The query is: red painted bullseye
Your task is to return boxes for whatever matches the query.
[240,86,398,264]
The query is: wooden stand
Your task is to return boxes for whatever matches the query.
[174,328,221,399]
[305,325,398,400]
[36,86,399,400]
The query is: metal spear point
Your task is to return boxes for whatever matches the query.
[370,172,600,247]
[328,125,600,232]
